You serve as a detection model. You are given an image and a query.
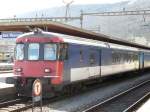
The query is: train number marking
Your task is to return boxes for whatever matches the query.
[33,79,42,96]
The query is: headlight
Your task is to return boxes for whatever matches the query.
[44,68,51,73]
[15,68,22,72]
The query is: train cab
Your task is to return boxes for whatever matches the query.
[14,31,68,88]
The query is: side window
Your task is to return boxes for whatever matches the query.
[118,53,121,63]
[112,51,119,64]
[89,52,95,65]
[134,54,138,61]
[16,44,24,60]
[131,54,134,62]
[129,53,132,63]
[44,44,57,60]
[79,49,83,62]
[129,53,132,62]
[125,53,128,62]
[112,51,115,63]
[133,53,137,61]
[59,43,68,60]
[127,52,130,63]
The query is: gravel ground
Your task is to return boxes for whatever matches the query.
[93,81,150,112]
[25,73,150,112]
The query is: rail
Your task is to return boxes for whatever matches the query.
[0,98,32,112]
[123,92,150,112]
[83,80,150,112]
[0,98,22,108]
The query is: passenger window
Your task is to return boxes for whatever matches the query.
[59,44,68,60]
[129,53,132,63]
[127,53,130,62]
[80,49,83,62]
[134,54,138,61]
[118,53,121,63]
[112,51,116,63]
[89,53,95,65]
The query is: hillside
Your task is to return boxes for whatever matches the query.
[17,1,128,18]
[17,0,150,44]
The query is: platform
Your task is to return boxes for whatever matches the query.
[0,82,14,88]
[0,83,15,97]
[0,73,15,78]
[0,63,13,66]
[0,72,15,97]
[137,98,150,112]
[0,63,13,71]
[0,85,15,97]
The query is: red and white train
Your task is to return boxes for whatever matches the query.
[9,30,150,97]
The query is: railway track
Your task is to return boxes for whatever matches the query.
[82,80,150,112]
[0,96,67,112]
[0,74,149,112]
[124,92,150,112]
[0,79,117,112]
[0,98,32,112]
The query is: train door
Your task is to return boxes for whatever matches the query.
[139,52,144,69]
[58,43,70,84]
[88,48,101,77]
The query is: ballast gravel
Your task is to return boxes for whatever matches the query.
[26,73,150,112]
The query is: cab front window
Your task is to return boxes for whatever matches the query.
[16,44,24,60]
[28,43,39,60]
[44,44,57,60]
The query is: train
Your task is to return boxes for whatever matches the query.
[0,52,13,62]
[9,30,150,97]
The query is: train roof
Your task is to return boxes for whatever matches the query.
[17,31,140,52]
[17,31,54,38]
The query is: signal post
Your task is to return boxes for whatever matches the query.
[32,79,42,112]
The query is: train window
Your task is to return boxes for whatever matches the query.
[80,49,83,62]
[112,51,116,63]
[126,53,130,62]
[112,51,121,64]
[89,53,95,65]
[131,53,134,62]
[28,43,39,60]
[134,54,138,61]
[118,53,121,63]
[16,44,24,60]
[124,53,128,61]
[129,53,132,63]
[59,44,68,60]
[44,44,57,60]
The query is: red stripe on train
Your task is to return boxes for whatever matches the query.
[51,61,64,85]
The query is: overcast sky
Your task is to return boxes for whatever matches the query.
[0,0,129,18]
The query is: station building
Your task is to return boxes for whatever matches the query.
[0,32,22,62]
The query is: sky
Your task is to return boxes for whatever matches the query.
[0,0,130,18]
